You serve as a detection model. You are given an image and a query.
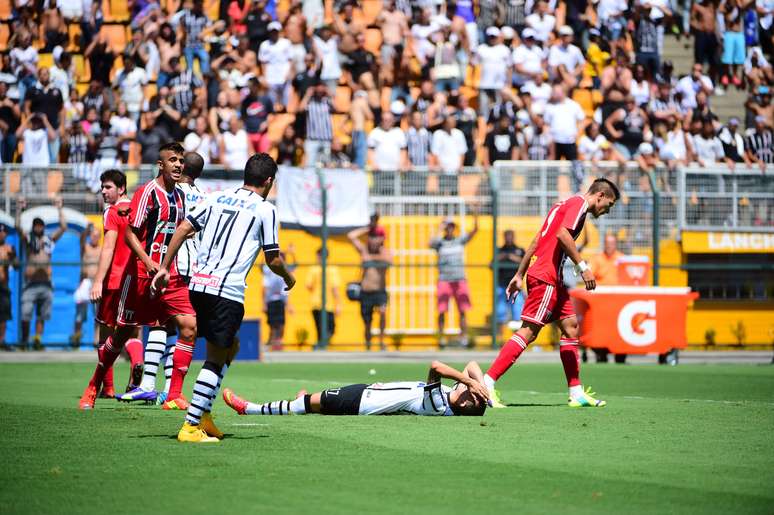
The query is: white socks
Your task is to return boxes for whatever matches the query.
[483,374,495,390]
[289,397,307,414]
[569,385,584,398]
[139,328,168,391]
[245,400,292,415]
[206,364,228,412]
[185,362,221,426]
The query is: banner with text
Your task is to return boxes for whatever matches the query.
[276,167,370,234]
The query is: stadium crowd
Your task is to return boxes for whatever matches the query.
[1,0,773,185]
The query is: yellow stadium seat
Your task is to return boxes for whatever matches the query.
[572,89,596,118]
[76,82,90,96]
[101,24,127,53]
[364,28,382,55]
[67,23,81,50]
[0,2,11,20]
[125,170,139,191]
[0,24,10,51]
[333,86,351,113]
[38,53,54,70]
[72,54,89,82]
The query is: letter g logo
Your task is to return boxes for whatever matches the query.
[617,300,657,346]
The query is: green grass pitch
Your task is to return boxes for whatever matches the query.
[2,361,773,514]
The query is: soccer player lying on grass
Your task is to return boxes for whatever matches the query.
[222,361,490,417]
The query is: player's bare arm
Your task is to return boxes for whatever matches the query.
[150,219,197,295]
[426,360,489,403]
[125,224,159,277]
[266,250,296,291]
[89,229,118,303]
[50,197,66,242]
[556,227,596,290]
[507,234,538,301]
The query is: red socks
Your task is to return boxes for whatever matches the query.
[89,337,121,390]
[486,333,529,381]
[124,338,144,367]
[559,338,581,387]
[167,340,194,400]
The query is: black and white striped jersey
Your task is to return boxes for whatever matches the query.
[176,182,208,278]
[186,187,279,304]
[358,382,454,416]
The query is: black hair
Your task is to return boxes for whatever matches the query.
[449,390,487,416]
[244,152,278,187]
[588,178,620,201]
[159,141,185,155]
[100,169,127,191]
[183,151,205,179]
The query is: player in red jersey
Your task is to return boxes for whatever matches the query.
[80,143,198,411]
[483,178,619,408]
[78,170,145,409]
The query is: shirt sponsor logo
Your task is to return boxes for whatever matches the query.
[190,273,222,287]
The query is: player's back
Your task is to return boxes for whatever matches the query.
[176,182,207,278]
[528,194,588,285]
[128,179,186,278]
[359,381,452,416]
[103,198,132,290]
[188,187,279,303]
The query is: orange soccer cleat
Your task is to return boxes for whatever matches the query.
[79,385,98,410]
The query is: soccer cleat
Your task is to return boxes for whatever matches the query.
[222,388,248,415]
[156,391,168,405]
[117,387,158,403]
[161,396,189,410]
[79,385,97,410]
[177,422,220,443]
[487,387,507,409]
[568,386,607,407]
[126,363,144,392]
[200,412,224,439]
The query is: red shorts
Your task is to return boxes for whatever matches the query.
[520,276,576,327]
[248,132,270,154]
[117,273,195,327]
[437,279,471,314]
[95,287,122,327]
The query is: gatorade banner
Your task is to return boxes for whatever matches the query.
[570,286,699,354]
[275,167,370,234]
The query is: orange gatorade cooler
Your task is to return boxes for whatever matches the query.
[570,286,699,354]
[617,255,651,285]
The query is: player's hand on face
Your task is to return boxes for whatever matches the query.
[150,268,168,297]
[466,380,490,404]
[506,273,523,302]
[581,269,596,290]
[90,280,103,304]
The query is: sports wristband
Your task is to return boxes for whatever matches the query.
[575,260,591,274]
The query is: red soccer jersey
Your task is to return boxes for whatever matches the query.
[103,197,132,290]
[127,179,185,278]
[527,194,588,286]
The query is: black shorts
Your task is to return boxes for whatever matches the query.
[190,291,244,348]
[555,142,578,161]
[0,283,10,322]
[266,300,286,327]
[359,290,387,325]
[320,384,367,415]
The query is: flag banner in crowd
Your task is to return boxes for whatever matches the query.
[276,167,370,234]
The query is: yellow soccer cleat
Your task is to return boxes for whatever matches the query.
[568,386,607,407]
[200,412,224,439]
[177,422,220,443]
[488,387,507,409]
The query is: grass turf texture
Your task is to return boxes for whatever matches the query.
[2,362,773,515]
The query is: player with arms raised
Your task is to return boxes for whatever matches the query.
[484,178,619,408]
[152,153,295,443]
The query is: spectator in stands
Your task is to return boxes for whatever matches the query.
[404,109,430,194]
[430,215,478,348]
[525,0,556,43]
[484,114,520,166]
[110,102,137,164]
[544,84,585,189]
[549,26,585,88]
[368,110,407,175]
[15,197,66,350]
[587,232,625,362]
[691,0,719,85]
[263,247,295,350]
[299,80,334,167]
[691,118,731,168]
[64,117,91,166]
[745,47,773,90]
[156,23,181,88]
[125,27,151,69]
[523,113,553,160]
[313,24,342,95]
[376,0,410,88]
[521,69,551,114]
[649,81,681,124]
[184,116,215,165]
[745,115,774,170]
[677,63,715,109]
[746,86,774,126]
[276,125,302,166]
[431,115,467,195]
[0,224,16,350]
[91,108,121,171]
[630,64,652,107]
[259,21,294,110]
[73,223,100,347]
[306,247,342,349]
[219,116,250,170]
[350,89,373,170]
[79,0,103,51]
[112,54,147,125]
[718,117,751,166]
[84,34,115,88]
[167,56,204,114]
[241,78,274,154]
[179,0,212,74]
[430,23,464,95]
[24,67,64,163]
[605,95,650,160]
[208,90,237,137]
[719,0,746,90]
[49,49,72,103]
[511,28,545,88]
[654,116,691,171]
[474,27,511,117]
[494,229,525,335]
[41,1,68,52]
[16,114,56,168]
[686,90,718,126]
[0,82,20,164]
[136,112,170,164]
